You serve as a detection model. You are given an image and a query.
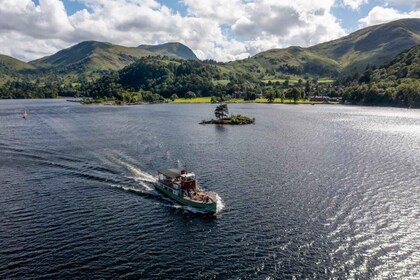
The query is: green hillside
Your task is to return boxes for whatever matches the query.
[371,44,420,80]
[1,19,419,102]
[29,41,152,72]
[226,46,341,78]
[138,42,198,60]
[0,55,35,85]
[29,41,198,75]
[4,19,419,81]
[340,44,420,107]
[229,18,420,78]
[310,18,420,74]
[0,55,35,71]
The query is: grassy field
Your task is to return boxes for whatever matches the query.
[172,97,338,104]
[262,78,335,85]
[172,97,212,103]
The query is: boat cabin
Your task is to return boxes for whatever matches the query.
[158,169,197,190]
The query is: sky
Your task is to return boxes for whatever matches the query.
[0,0,419,62]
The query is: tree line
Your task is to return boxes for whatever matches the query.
[0,45,419,108]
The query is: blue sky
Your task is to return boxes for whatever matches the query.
[0,0,418,61]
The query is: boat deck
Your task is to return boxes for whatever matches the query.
[157,180,215,204]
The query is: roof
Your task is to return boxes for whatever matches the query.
[158,169,182,178]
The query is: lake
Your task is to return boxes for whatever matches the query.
[0,100,419,279]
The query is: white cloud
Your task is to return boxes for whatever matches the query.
[387,0,420,9]
[0,0,357,62]
[0,0,74,38]
[182,0,245,24]
[359,6,420,26]
[341,0,369,10]
[182,0,346,59]
[0,32,67,61]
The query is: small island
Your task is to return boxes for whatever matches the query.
[200,104,255,125]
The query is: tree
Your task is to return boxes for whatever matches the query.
[170,93,178,101]
[298,79,303,87]
[305,80,311,96]
[266,89,276,103]
[278,90,285,103]
[214,104,229,121]
[282,78,289,88]
[185,91,196,99]
[289,87,302,103]
[210,96,221,103]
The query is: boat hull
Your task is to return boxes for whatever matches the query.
[154,182,217,214]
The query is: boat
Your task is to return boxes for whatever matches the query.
[155,169,217,214]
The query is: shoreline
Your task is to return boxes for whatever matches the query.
[1,98,418,109]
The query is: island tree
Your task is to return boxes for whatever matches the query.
[214,104,229,121]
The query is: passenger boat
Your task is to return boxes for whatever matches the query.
[155,169,217,214]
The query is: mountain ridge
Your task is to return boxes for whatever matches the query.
[229,18,420,78]
[28,41,198,74]
[0,54,35,72]
[0,19,419,79]
[309,18,420,73]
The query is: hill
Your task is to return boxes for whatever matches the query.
[340,44,420,107]
[84,57,223,100]
[231,18,420,78]
[226,46,341,79]
[29,41,152,72]
[137,42,198,60]
[0,54,35,73]
[29,41,198,74]
[309,18,420,74]
[2,19,418,81]
[0,55,35,85]
[371,44,420,80]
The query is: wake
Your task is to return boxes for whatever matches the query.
[106,153,225,215]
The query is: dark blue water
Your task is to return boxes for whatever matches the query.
[1,100,419,279]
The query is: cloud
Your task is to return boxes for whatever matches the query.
[0,0,351,62]
[183,0,346,59]
[387,0,420,9]
[341,0,369,10]
[0,0,74,38]
[0,32,67,61]
[359,6,420,26]
[343,0,369,10]
[182,0,245,24]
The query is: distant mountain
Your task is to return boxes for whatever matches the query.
[310,18,420,74]
[29,41,151,72]
[0,18,419,85]
[226,46,341,78]
[0,54,35,73]
[29,41,198,73]
[138,42,198,60]
[231,18,420,78]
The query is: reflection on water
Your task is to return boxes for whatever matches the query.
[0,100,419,279]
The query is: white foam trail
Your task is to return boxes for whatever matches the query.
[108,155,156,183]
[132,178,153,191]
[110,184,139,193]
[215,193,225,214]
[123,163,156,182]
